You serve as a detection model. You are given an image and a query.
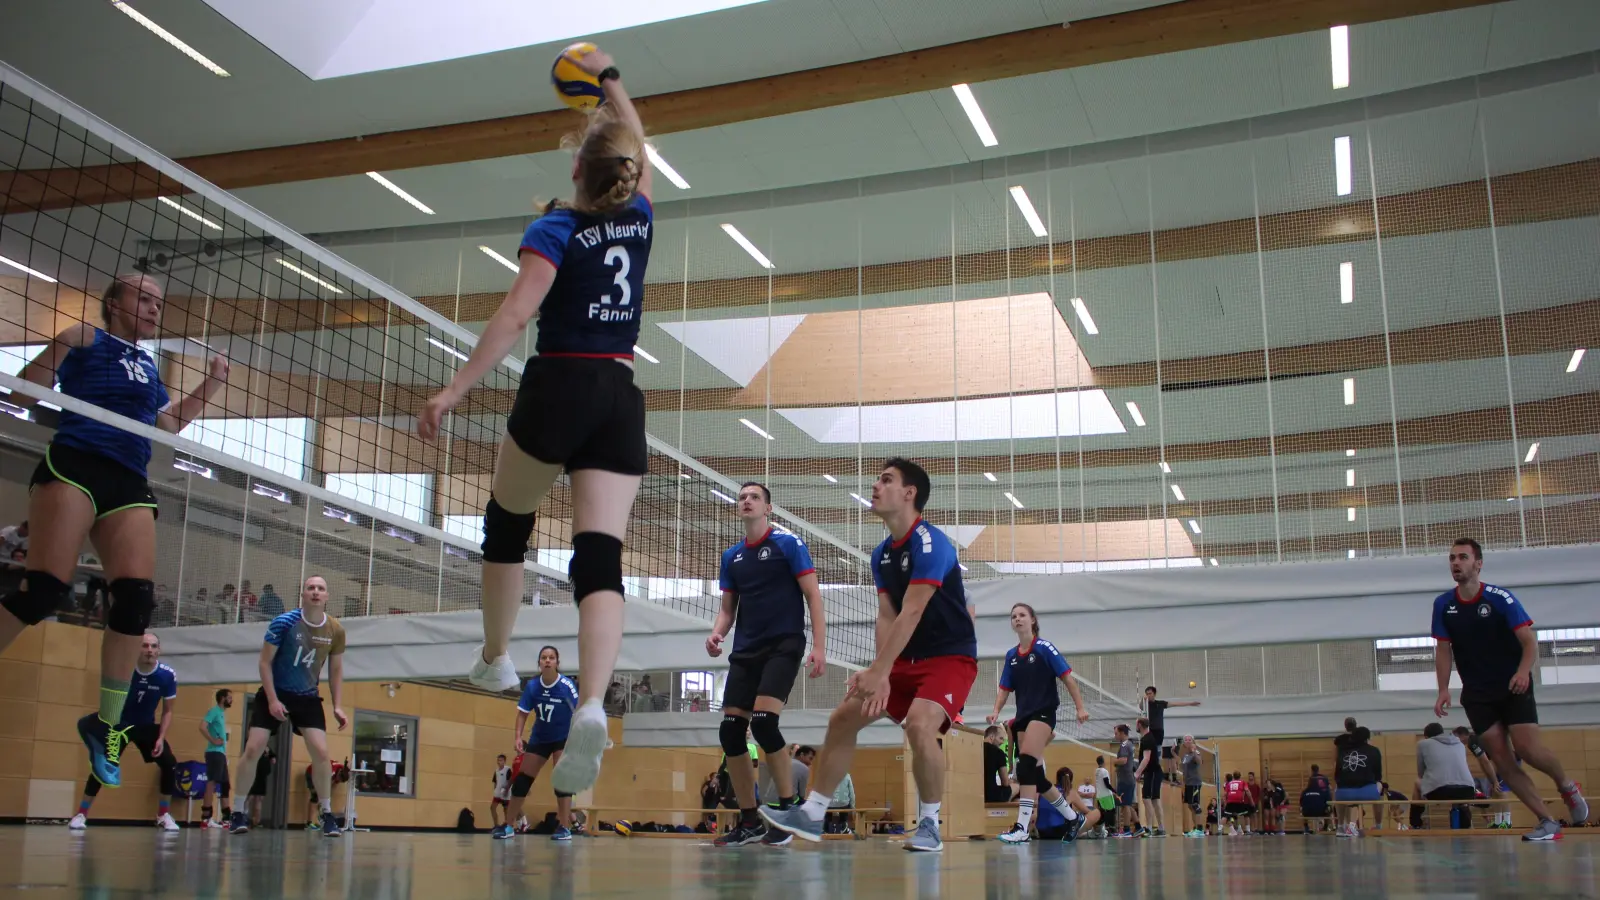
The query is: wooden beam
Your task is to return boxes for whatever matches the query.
[1,0,1501,210]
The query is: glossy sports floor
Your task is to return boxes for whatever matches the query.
[4,826,1599,899]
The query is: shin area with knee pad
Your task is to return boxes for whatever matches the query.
[719,714,750,758]
[1017,754,1051,792]
[106,578,155,636]
[569,532,623,603]
[750,711,786,755]
[481,498,537,564]
[1,570,71,625]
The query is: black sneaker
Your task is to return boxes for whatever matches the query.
[320,811,342,837]
[762,826,793,846]
[714,821,768,847]
[1062,813,1086,844]
[227,811,250,835]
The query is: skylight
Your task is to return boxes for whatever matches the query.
[776,390,1126,444]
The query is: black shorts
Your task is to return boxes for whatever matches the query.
[205,750,230,791]
[1012,708,1057,734]
[721,634,806,711]
[249,767,271,797]
[1183,784,1202,811]
[249,688,326,736]
[1141,772,1163,800]
[123,724,176,767]
[505,356,646,476]
[527,739,566,760]
[1461,685,1538,736]
[31,444,158,520]
[1223,802,1252,818]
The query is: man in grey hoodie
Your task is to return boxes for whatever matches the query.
[1417,722,1478,828]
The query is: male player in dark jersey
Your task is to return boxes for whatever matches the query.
[1432,537,1588,841]
[68,632,181,831]
[228,575,348,836]
[763,458,976,852]
[707,482,826,847]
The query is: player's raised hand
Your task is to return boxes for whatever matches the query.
[570,46,616,78]
[207,353,230,384]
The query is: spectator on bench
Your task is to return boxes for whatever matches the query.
[983,726,1014,803]
[1300,764,1333,833]
[1334,726,1383,836]
[1416,721,1478,829]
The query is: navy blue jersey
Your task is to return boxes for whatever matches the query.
[1000,638,1071,718]
[52,329,169,475]
[718,528,815,653]
[1432,583,1534,693]
[871,518,976,660]
[264,609,346,698]
[518,674,579,743]
[519,194,654,359]
[120,662,178,727]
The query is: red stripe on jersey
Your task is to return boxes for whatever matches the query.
[793,568,815,577]
[518,247,557,268]
[909,578,944,587]
[540,352,634,360]
[890,517,924,549]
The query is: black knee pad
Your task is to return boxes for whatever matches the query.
[554,789,574,799]
[719,714,750,758]
[481,497,537,564]
[510,773,533,798]
[750,711,786,755]
[1016,754,1043,790]
[1,570,71,626]
[569,532,623,603]
[106,578,154,636]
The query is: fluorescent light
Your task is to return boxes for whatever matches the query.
[158,195,222,231]
[427,336,469,362]
[739,417,775,440]
[1343,377,1355,405]
[1347,507,1357,522]
[1339,261,1354,304]
[1346,469,1355,487]
[959,564,969,572]
[1346,448,1356,457]
[1569,348,1586,373]
[1004,492,1024,510]
[1348,548,1356,559]
[173,458,212,479]
[252,483,290,503]
[1187,519,1202,534]
[479,245,520,273]
[1069,297,1099,335]
[1506,496,1516,502]
[0,256,56,283]
[645,145,690,190]
[1208,558,1219,567]
[721,224,773,269]
[633,345,659,364]
[710,489,736,504]
[679,473,691,480]
[849,492,871,508]
[0,400,28,421]
[1330,25,1350,89]
[323,506,355,524]
[1125,401,1146,427]
[276,259,343,295]
[822,474,838,483]
[951,83,998,147]
[1009,186,1047,237]
[1170,484,1186,502]
[1159,461,1171,474]
[1334,136,1353,196]
[366,172,435,215]
[110,1,229,77]
[1525,443,1540,463]
[983,472,998,482]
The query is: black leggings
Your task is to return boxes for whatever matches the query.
[86,725,178,797]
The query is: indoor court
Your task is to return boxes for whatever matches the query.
[3,0,1600,897]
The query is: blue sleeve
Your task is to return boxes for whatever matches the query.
[870,542,888,591]
[632,193,653,220]
[1431,595,1450,641]
[563,678,580,707]
[1502,592,1533,630]
[263,613,292,646]
[999,651,1014,690]
[162,668,178,699]
[1043,642,1071,677]
[780,536,815,578]
[718,546,735,592]
[517,682,538,714]
[518,213,571,268]
[908,529,958,586]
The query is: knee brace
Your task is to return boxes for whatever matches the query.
[749,711,786,755]
[1,570,71,626]
[569,532,623,603]
[554,789,574,799]
[1016,754,1046,792]
[106,578,155,636]
[481,497,537,564]
[719,714,750,758]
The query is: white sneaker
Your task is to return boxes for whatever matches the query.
[68,813,87,830]
[469,646,521,693]
[156,813,180,832]
[551,700,609,795]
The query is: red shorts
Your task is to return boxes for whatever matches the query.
[492,797,508,808]
[885,655,978,733]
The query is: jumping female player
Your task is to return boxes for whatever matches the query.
[0,273,227,786]
[496,646,579,841]
[417,44,651,796]
[988,603,1090,844]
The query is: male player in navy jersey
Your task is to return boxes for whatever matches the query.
[707,482,826,847]
[68,632,182,831]
[763,458,976,852]
[495,646,580,841]
[1433,537,1588,841]
[229,576,347,837]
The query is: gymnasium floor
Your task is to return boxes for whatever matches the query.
[3,826,1598,899]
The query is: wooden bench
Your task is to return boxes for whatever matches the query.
[574,806,892,840]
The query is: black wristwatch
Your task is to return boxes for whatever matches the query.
[598,66,620,84]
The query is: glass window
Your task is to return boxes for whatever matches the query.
[325,473,433,525]
[442,514,482,542]
[351,710,417,797]
[181,417,311,481]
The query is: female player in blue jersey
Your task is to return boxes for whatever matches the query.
[987,603,1090,843]
[417,43,651,797]
[0,273,227,787]
[495,646,580,841]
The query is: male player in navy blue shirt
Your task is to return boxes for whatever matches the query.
[764,458,976,852]
[1432,537,1588,841]
[69,632,183,831]
[707,482,826,846]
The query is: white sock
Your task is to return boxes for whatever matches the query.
[320,800,332,814]
[1047,794,1078,821]
[919,801,940,823]
[799,791,830,820]
[1016,799,1035,830]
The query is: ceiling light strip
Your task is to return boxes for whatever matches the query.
[1343,377,1355,405]
[1330,25,1350,89]
[951,84,998,147]
[1524,442,1539,464]
[1003,492,1024,510]
[738,417,775,440]
[1568,348,1586,373]
[1124,401,1146,428]
[721,224,773,269]
[479,245,519,273]
[1334,136,1353,196]
[1339,261,1354,304]
[426,336,469,362]
[367,172,435,215]
[1069,297,1099,335]
[1008,186,1047,237]
[158,195,222,231]
[110,1,230,77]
[276,259,344,295]
[0,255,57,283]
[645,145,690,190]
[632,345,659,364]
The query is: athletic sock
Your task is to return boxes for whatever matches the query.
[778,795,795,811]
[1016,798,1036,830]
[799,791,830,820]
[158,799,170,817]
[1046,794,1078,821]
[222,804,232,818]
[97,676,130,727]
[78,799,91,815]
[740,808,759,827]
[201,806,212,820]
[918,801,940,823]
[320,799,332,815]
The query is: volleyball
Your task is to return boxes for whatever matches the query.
[551,42,606,109]
[613,819,633,837]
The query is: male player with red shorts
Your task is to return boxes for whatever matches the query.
[762,458,976,852]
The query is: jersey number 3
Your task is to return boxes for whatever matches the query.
[601,247,631,307]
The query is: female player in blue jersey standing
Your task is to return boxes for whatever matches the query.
[0,273,227,787]
[495,646,580,841]
[987,603,1090,843]
[417,44,652,796]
